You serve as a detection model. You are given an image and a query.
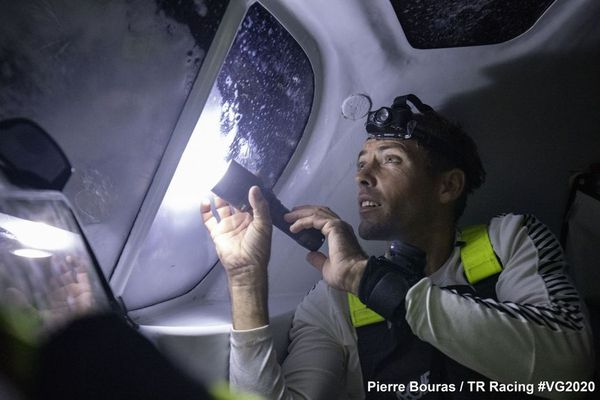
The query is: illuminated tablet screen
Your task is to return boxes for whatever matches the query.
[0,191,115,342]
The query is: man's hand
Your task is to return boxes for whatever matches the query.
[201,186,272,287]
[2,255,97,338]
[285,206,368,295]
[201,186,272,329]
[43,255,95,328]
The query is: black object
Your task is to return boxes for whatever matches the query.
[211,160,325,251]
[0,118,72,190]
[358,242,425,321]
[36,314,212,400]
[560,165,600,246]
[366,94,433,140]
[365,94,468,166]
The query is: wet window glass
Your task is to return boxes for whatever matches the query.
[390,0,556,49]
[121,3,315,310]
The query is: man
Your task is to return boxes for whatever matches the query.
[201,95,593,399]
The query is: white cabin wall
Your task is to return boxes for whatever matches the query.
[133,0,600,384]
[274,0,600,236]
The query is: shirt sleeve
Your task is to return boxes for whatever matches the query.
[405,214,594,399]
[229,281,363,400]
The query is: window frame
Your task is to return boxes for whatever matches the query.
[109,0,248,299]
[110,0,322,311]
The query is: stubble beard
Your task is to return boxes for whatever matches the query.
[358,218,396,241]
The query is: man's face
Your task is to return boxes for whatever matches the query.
[356,139,441,241]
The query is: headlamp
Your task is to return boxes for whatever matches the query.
[366,94,433,141]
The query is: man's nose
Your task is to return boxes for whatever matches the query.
[356,164,376,187]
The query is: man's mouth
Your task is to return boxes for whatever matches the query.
[360,200,382,208]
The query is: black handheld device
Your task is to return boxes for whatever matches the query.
[211,160,325,252]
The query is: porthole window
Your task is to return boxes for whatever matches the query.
[390,0,556,49]
[122,3,315,310]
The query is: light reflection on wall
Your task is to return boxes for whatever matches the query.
[162,87,233,212]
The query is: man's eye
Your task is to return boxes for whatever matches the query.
[357,161,365,170]
[384,156,401,164]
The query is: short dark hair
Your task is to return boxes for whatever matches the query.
[412,110,486,220]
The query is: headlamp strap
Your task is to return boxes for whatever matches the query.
[400,94,434,114]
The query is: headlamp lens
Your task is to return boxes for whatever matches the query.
[374,108,390,124]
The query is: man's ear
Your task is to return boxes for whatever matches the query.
[438,168,465,204]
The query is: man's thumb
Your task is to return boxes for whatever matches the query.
[248,186,271,224]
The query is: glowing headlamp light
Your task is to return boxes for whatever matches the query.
[211,160,325,251]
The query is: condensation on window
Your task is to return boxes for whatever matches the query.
[390,0,556,49]
[122,3,314,309]
[156,0,229,57]
[219,3,314,186]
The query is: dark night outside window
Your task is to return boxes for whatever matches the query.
[390,0,556,49]
[218,3,314,186]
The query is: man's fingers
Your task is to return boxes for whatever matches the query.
[201,199,218,232]
[208,195,231,220]
[248,186,271,225]
[284,206,340,234]
[216,203,233,220]
[289,216,327,234]
[289,211,344,235]
[306,251,327,272]
[289,204,321,212]
[201,197,243,234]
[284,206,339,224]
[200,198,211,213]
[213,196,228,208]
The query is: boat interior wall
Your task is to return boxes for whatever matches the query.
[130,0,600,382]
[2,0,600,386]
[0,0,229,279]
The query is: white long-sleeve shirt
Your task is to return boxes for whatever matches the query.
[229,214,594,399]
